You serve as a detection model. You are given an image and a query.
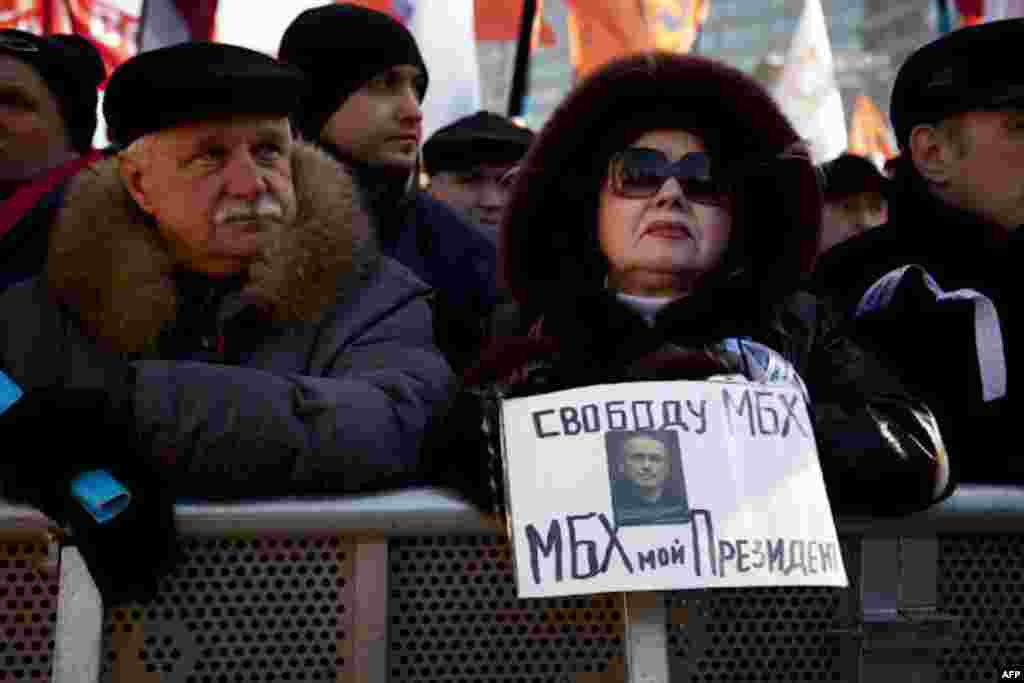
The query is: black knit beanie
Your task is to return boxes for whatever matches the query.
[0,30,105,153]
[278,3,428,142]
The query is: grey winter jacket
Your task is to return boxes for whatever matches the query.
[0,142,455,499]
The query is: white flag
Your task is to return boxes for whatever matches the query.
[407,0,483,139]
[985,0,1024,20]
[771,0,847,164]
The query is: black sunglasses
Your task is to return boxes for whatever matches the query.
[608,147,729,206]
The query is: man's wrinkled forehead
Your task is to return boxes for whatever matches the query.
[155,116,292,154]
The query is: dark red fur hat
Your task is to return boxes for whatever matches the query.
[499,52,822,315]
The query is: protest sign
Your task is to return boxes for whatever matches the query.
[500,380,847,598]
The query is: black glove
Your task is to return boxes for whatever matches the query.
[0,386,182,605]
[420,389,502,515]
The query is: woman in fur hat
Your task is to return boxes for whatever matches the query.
[433,53,951,517]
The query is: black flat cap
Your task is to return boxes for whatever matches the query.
[892,18,1024,146]
[820,154,890,201]
[104,42,306,148]
[423,111,535,175]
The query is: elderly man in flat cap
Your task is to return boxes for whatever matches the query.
[0,42,454,605]
[423,111,534,242]
[813,19,1024,484]
[0,29,105,291]
[279,4,500,373]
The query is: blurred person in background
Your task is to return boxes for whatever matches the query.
[423,110,534,242]
[0,29,104,291]
[817,153,890,256]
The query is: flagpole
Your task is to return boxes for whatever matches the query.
[137,0,151,52]
[507,0,538,118]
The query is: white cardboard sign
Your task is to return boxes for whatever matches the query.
[500,380,848,598]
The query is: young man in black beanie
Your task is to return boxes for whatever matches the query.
[279,3,500,374]
[0,29,105,292]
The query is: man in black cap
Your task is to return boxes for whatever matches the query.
[0,42,453,605]
[813,19,1024,483]
[0,29,105,292]
[423,111,534,241]
[815,153,890,256]
[279,3,501,373]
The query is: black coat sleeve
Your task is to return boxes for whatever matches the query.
[799,295,953,516]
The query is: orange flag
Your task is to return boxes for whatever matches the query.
[566,0,707,80]
[848,95,897,169]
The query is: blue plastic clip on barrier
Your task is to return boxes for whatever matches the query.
[70,470,132,524]
[0,369,22,415]
[0,371,132,524]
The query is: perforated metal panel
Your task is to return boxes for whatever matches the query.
[938,534,1024,681]
[100,534,354,683]
[665,586,846,682]
[391,534,853,682]
[389,534,627,682]
[0,535,58,683]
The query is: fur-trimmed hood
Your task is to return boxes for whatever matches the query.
[500,52,822,317]
[46,142,376,353]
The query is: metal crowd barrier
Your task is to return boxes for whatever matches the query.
[2,484,1023,682]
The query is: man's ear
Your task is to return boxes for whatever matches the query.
[909,123,955,185]
[117,151,157,215]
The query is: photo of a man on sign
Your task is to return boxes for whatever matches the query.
[608,430,689,526]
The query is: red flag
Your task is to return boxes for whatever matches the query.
[66,0,140,76]
[0,1,139,80]
[954,0,985,24]
[344,0,400,19]
[0,0,44,33]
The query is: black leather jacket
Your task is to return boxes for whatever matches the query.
[430,282,953,518]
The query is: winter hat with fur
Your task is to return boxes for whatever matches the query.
[499,52,822,315]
